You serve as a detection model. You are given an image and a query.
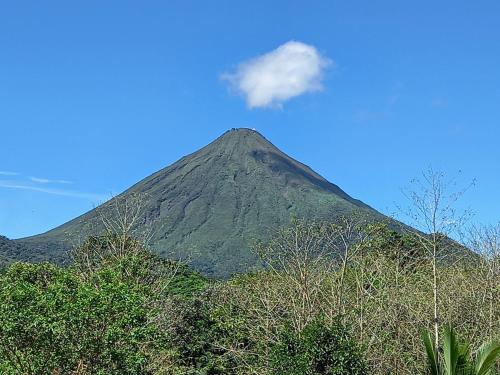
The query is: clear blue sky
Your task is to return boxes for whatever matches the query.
[1,1,499,239]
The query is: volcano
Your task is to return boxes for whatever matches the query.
[16,128,385,277]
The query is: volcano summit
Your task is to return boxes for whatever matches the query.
[16,129,384,277]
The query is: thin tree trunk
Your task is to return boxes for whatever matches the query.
[432,240,439,350]
[338,250,349,314]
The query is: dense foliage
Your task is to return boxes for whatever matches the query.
[0,262,158,374]
[270,319,367,375]
[0,233,209,374]
[0,219,498,374]
[0,235,25,266]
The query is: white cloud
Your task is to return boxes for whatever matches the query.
[223,41,332,108]
[0,171,19,176]
[29,176,73,184]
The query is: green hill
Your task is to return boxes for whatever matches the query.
[0,236,29,267]
[16,128,385,277]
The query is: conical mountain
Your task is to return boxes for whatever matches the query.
[18,128,384,277]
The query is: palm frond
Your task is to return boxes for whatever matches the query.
[443,326,460,375]
[423,329,441,375]
[473,340,500,375]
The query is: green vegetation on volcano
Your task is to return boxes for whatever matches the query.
[16,129,384,277]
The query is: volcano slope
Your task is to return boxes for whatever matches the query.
[17,128,385,277]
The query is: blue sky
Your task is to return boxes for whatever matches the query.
[1,1,499,238]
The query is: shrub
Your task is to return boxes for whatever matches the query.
[0,260,165,374]
[270,319,367,375]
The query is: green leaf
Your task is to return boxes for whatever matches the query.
[474,340,500,375]
[422,329,441,375]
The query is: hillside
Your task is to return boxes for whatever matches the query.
[0,236,29,267]
[17,128,385,277]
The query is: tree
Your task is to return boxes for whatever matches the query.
[255,219,337,333]
[329,214,372,317]
[400,168,472,350]
[0,261,163,374]
[270,319,367,375]
[0,230,187,374]
[467,223,500,340]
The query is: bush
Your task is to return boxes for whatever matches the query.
[270,319,367,375]
[0,261,165,374]
[164,295,229,374]
[0,232,215,374]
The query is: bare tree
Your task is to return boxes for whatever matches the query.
[256,219,337,333]
[329,213,372,316]
[399,167,473,349]
[70,192,183,304]
[254,215,373,332]
[467,223,500,339]
[71,193,150,273]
